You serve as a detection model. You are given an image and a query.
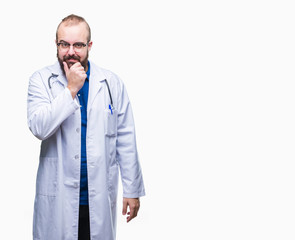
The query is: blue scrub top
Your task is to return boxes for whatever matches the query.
[77,62,90,205]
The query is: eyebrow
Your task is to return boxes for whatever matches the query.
[58,40,69,44]
[58,40,85,44]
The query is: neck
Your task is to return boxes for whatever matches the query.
[85,62,89,72]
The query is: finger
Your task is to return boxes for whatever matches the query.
[78,67,86,73]
[127,212,134,222]
[72,62,83,69]
[63,62,69,73]
[72,65,85,73]
[122,199,128,215]
[127,205,137,223]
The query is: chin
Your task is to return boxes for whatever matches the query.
[67,62,76,68]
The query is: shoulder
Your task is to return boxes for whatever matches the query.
[89,61,123,85]
[30,62,62,80]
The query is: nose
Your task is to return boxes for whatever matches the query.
[67,45,75,55]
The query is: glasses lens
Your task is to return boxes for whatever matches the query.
[74,43,83,49]
[62,43,69,48]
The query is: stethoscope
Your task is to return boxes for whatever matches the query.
[48,73,114,114]
[104,79,114,114]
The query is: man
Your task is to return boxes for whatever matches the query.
[27,14,145,240]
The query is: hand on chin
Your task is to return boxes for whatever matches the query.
[66,60,78,68]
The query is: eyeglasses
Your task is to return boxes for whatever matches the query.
[57,41,88,52]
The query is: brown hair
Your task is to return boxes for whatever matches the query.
[56,14,91,42]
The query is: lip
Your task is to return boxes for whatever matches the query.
[67,59,78,62]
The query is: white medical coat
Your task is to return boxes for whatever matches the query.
[27,61,145,240]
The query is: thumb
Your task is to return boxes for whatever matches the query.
[63,61,69,74]
[122,199,128,215]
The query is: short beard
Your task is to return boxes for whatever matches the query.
[57,50,89,75]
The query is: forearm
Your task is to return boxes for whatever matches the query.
[28,87,79,140]
[116,112,145,198]
[115,80,145,198]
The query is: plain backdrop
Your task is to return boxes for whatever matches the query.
[1,0,295,239]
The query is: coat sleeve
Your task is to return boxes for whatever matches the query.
[115,78,145,199]
[27,71,80,140]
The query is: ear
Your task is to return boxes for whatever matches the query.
[87,41,93,51]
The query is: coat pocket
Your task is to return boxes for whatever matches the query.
[36,157,58,196]
[104,109,118,137]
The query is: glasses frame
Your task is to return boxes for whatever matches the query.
[57,40,89,52]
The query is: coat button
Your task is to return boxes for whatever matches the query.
[89,162,95,167]
[76,128,80,133]
[75,155,79,159]
[89,189,96,196]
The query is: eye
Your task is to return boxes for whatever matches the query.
[62,43,70,48]
[74,43,85,49]
[58,42,70,48]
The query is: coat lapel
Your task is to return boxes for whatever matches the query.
[88,61,106,109]
[50,61,68,87]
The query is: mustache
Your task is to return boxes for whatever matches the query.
[63,55,80,61]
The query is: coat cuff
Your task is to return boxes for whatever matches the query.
[65,87,80,110]
[123,190,146,199]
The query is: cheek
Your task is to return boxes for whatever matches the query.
[57,50,65,59]
[79,52,87,61]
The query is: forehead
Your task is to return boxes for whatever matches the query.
[57,22,88,42]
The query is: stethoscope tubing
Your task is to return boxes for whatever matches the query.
[104,79,113,106]
[48,74,113,108]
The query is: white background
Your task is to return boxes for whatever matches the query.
[1,0,295,239]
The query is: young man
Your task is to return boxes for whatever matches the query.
[27,14,145,240]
